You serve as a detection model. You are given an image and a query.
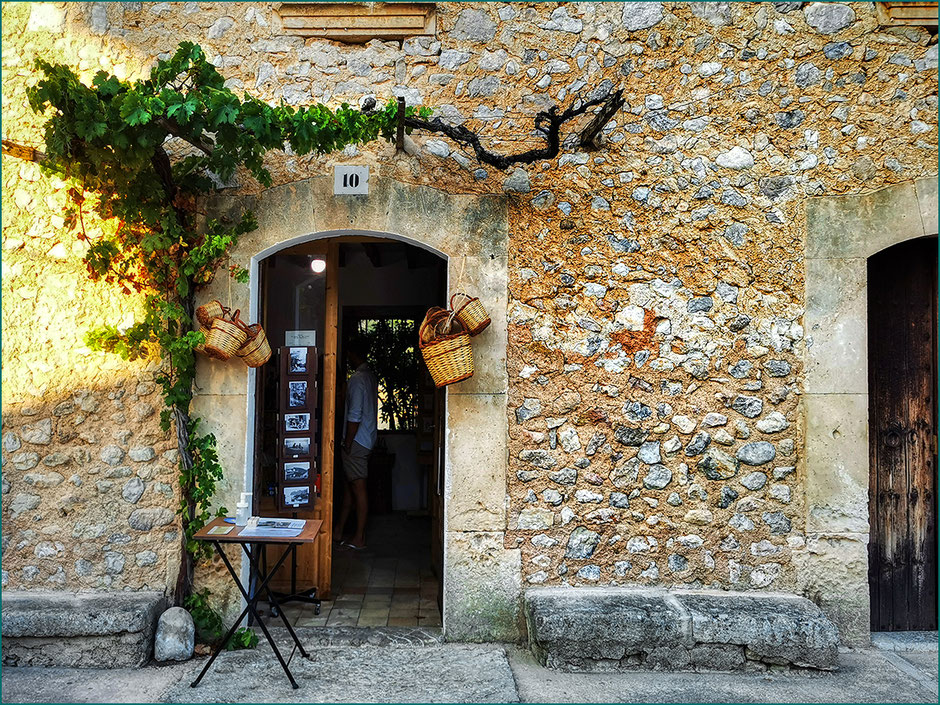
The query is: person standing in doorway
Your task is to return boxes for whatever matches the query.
[337,337,378,550]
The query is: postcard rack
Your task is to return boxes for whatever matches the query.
[277,345,320,511]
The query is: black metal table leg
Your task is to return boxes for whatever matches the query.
[243,544,310,659]
[269,543,321,614]
[190,541,299,689]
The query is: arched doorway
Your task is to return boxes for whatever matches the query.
[195,175,516,641]
[867,236,938,632]
[249,234,448,627]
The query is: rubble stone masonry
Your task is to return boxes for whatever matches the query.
[1,2,936,640]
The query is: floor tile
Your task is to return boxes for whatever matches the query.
[387,616,419,627]
[326,613,359,627]
[323,513,441,628]
[388,607,420,619]
[357,612,389,628]
[296,616,329,627]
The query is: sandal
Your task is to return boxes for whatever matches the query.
[342,540,367,551]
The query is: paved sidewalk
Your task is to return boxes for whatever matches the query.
[1,632,937,703]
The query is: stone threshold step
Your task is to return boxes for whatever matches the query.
[872,631,939,653]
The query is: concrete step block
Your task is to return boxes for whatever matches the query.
[524,586,839,672]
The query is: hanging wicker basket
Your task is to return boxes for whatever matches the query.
[418,307,473,387]
[204,309,249,360]
[450,292,490,336]
[196,300,226,327]
[237,323,272,368]
[194,325,211,356]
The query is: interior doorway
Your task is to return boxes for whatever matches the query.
[867,236,938,632]
[250,235,447,629]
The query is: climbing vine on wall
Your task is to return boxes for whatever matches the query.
[25,41,429,603]
[22,38,623,607]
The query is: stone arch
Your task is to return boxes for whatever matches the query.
[801,177,938,645]
[192,175,521,641]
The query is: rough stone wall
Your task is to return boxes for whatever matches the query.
[1,1,936,635]
[1,3,181,593]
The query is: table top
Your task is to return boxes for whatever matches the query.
[193,517,323,544]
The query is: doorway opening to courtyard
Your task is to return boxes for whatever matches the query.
[867,235,938,632]
[250,235,447,629]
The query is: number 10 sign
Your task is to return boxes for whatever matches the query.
[333,165,369,195]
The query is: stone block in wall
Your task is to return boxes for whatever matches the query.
[525,587,839,672]
[1,590,166,667]
[444,531,522,643]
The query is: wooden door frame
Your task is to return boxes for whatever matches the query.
[803,178,938,645]
[243,233,447,601]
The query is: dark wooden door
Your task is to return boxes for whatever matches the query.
[868,236,938,631]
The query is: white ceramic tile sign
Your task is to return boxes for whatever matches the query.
[333,165,369,195]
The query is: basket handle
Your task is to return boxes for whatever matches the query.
[436,309,459,336]
[419,318,433,345]
[449,292,473,311]
[419,309,444,345]
[230,309,251,334]
[420,307,459,345]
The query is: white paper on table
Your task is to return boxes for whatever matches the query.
[237,526,302,538]
[256,518,305,529]
[236,517,305,538]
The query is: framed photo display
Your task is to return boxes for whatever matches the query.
[284,412,311,433]
[288,346,309,373]
[277,346,320,504]
[287,380,308,408]
[283,436,312,459]
[283,460,310,482]
[282,484,312,508]
[281,345,318,378]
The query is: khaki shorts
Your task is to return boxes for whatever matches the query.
[341,441,371,482]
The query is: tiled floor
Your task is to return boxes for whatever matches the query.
[260,512,441,629]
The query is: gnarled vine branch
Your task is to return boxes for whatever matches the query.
[402,88,624,170]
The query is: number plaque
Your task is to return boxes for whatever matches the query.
[333,165,369,195]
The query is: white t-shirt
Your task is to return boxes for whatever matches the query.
[343,363,378,450]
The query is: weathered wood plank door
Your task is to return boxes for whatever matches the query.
[868,236,938,631]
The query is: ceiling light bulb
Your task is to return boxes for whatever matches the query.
[310,258,326,274]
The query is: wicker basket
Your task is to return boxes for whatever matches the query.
[196,300,226,327]
[419,307,474,387]
[450,293,490,336]
[204,310,249,360]
[193,325,211,356]
[237,323,272,368]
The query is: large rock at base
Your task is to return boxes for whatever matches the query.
[524,587,839,672]
[154,607,195,662]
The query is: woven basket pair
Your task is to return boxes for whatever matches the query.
[194,300,272,367]
[449,293,490,336]
[419,307,473,388]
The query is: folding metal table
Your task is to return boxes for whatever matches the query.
[190,517,323,689]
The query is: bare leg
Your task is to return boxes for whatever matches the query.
[336,479,353,541]
[348,478,368,548]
